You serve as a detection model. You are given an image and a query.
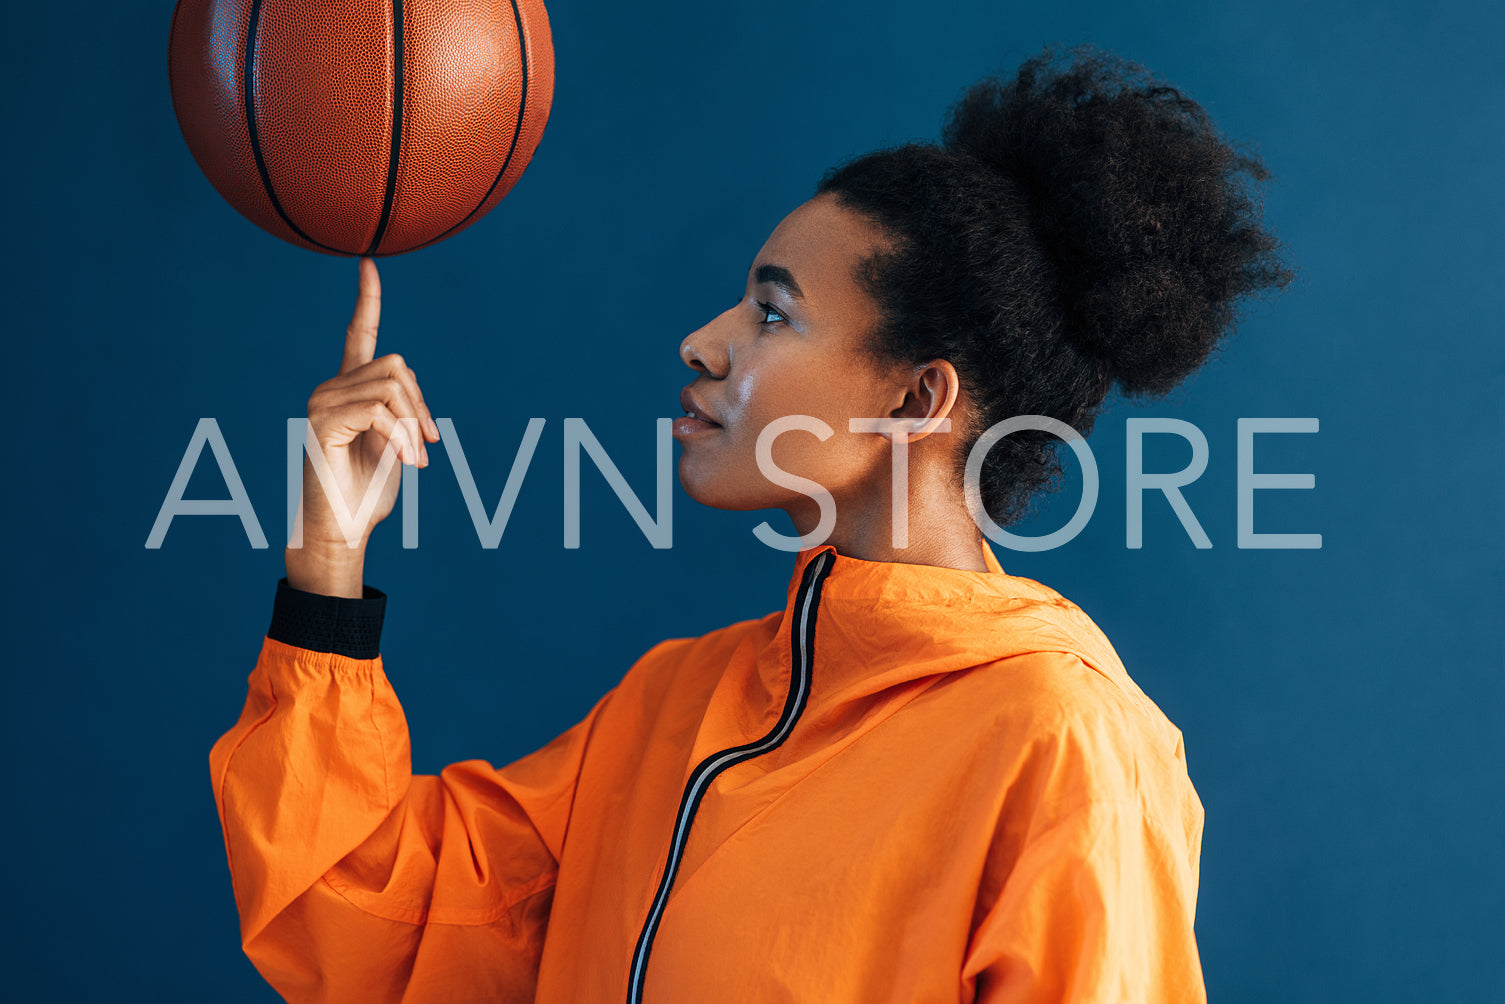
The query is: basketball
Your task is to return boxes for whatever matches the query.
[168,0,554,256]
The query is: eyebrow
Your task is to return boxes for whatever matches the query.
[754,263,804,300]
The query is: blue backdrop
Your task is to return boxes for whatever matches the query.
[4,1,1501,1000]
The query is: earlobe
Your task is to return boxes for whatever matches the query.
[905,415,953,442]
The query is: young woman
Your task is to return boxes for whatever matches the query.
[211,45,1291,1003]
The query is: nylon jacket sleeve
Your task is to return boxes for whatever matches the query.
[209,578,613,1004]
[961,654,1207,1004]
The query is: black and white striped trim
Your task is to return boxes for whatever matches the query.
[626,550,834,1003]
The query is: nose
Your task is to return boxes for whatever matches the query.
[678,305,735,378]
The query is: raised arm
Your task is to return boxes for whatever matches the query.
[211,578,614,1003]
[210,260,607,1002]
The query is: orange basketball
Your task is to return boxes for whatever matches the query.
[168,0,553,256]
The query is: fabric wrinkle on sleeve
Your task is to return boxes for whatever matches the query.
[208,577,615,1003]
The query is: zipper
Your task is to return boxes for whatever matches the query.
[626,550,834,1003]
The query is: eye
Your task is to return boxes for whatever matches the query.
[755,300,787,326]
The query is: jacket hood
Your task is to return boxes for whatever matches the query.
[767,543,1160,725]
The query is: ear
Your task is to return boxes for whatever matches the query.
[886,359,960,444]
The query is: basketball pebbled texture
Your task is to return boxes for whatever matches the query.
[168,0,554,256]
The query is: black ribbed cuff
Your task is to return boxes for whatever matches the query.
[267,577,388,659]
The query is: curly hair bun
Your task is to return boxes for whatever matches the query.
[941,44,1294,396]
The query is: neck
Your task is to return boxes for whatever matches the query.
[785,472,992,572]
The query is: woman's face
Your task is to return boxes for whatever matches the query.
[674,193,918,523]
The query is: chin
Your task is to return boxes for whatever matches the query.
[676,457,772,512]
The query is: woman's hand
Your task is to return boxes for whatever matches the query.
[285,258,441,596]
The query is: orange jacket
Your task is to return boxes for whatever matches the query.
[211,544,1206,1002]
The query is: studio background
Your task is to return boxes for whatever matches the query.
[4,0,1500,1000]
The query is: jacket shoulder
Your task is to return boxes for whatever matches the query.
[954,645,1200,832]
[973,575,1173,728]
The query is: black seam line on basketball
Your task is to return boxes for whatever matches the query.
[243,0,340,254]
[365,0,404,255]
[403,0,528,254]
[625,550,833,1004]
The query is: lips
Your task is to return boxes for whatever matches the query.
[678,386,722,427]
[673,385,723,440]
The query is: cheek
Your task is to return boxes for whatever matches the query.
[763,426,877,493]
[735,370,889,484]
[677,350,893,505]
[676,418,841,510]
[725,366,785,428]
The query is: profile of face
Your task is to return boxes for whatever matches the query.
[675,193,960,533]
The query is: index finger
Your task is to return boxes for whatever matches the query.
[340,257,382,376]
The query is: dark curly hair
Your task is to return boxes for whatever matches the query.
[816,43,1295,528]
